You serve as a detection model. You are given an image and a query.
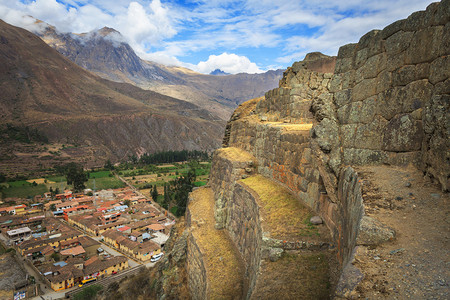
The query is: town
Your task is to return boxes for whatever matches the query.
[0,184,175,298]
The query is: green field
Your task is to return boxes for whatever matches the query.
[85,177,125,190]
[1,182,48,199]
[1,161,210,200]
[1,170,125,199]
[88,171,111,179]
[44,175,66,182]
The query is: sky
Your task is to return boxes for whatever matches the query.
[0,0,437,74]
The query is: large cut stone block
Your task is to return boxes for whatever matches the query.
[382,114,423,152]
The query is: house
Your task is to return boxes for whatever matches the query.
[151,231,170,248]
[56,201,79,212]
[6,226,31,242]
[60,245,86,259]
[95,190,114,201]
[147,223,165,233]
[78,236,101,258]
[2,204,27,215]
[63,205,92,220]
[60,238,81,250]
[44,256,129,291]
[134,240,161,261]
[45,200,62,211]
[101,229,162,262]
[117,226,131,234]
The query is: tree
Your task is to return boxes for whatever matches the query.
[162,183,170,209]
[65,163,88,192]
[104,159,114,170]
[50,252,60,261]
[151,185,159,202]
[124,199,131,207]
[171,168,196,217]
[50,204,56,211]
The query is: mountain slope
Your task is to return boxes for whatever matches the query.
[35,23,283,120]
[0,20,224,173]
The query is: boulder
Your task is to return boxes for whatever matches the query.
[357,216,395,245]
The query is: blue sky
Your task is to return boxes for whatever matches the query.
[0,0,436,74]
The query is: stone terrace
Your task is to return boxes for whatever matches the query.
[187,187,244,300]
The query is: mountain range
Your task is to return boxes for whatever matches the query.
[0,20,225,175]
[36,22,284,120]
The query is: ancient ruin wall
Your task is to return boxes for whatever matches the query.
[187,2,449,299]
[208,148,255,229]
[186,232,207,300]
[321,0,449,190]
[227,182,263,299]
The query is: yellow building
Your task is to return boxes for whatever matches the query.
[46,256,128,291]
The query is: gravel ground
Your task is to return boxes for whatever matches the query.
[353,165,449,299]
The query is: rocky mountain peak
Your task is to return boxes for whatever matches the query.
[209,69,230,76]
[97,26,121,37]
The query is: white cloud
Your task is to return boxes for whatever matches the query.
[0,0,176,52]
[189,53,264,74]
[140,51,184,67]
[114,0,176,52]
[0,0,437,72]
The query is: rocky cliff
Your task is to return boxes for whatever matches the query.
[182,1,449,299]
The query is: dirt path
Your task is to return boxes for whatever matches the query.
[353,165,449,299]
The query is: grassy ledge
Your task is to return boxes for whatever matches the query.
[240,175,319,240]
[188,187,243,299]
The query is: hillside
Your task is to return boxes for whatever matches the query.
[0,20,225,176]
[36,23,283,120]
[118,1,449,299]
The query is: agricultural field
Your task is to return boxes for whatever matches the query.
[0,170,125,199]
[0,160,210,201]
[120,162,211,190]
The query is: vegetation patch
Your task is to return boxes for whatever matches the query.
[0,123,48,144]
[253,251,331,299]
[85,177,125,190]
[216,147,255,162]
[241,175,318,240]
[267,122,313,131]
[1,181,47,199]
[73,284,103,300]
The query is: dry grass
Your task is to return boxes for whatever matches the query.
[27,178,55,184]
[241,175,318,240]
[216,147,254,162]
[252,251,331,299]
[266,122,313,131]
[189,187,243,299]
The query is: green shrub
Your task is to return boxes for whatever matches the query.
[73,284,103,300]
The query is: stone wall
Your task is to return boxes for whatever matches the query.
[208,149,261,298]
[316,0,449,190]
[186,232,207,300]
[256,52,334,123]
[209,147,255,229]
[227,182,262,298]
[187,1,449,298]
